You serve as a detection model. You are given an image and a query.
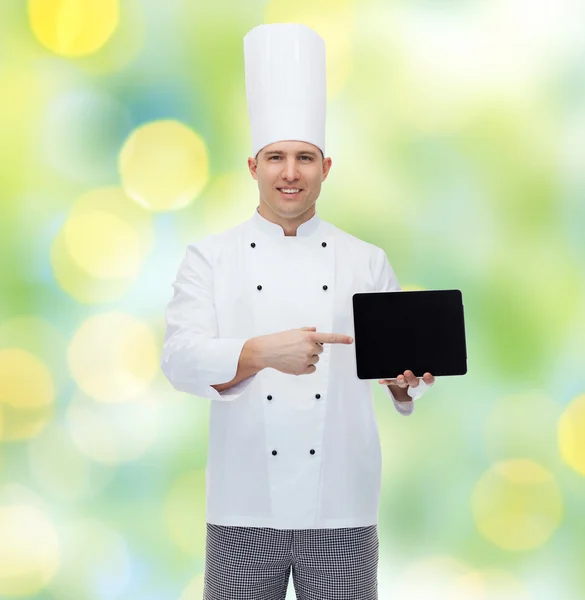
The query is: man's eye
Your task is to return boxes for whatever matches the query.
[269,156,311,161]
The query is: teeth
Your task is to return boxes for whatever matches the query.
[281,188,300,193]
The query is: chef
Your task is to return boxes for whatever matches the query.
[161,22,435,600]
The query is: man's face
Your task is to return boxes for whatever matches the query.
[248,140,332,218]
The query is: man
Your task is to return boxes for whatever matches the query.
[161,23,435,600]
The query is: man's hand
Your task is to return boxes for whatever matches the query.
[256,326,353,376]
[378,370,435,402]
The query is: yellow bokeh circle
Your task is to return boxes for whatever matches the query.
[63,209,141,279]
[119,119,210,211]
[0,505,60,596]
[28,0,119,57]
[51,186,154,305]
[0,348,54,409]
[0,317,69,392]
[51,227,134,305]
[72,0,146,75]
[471,459,563,551]
[67,311,159,402]
[558,392,585,476]
[0,348,55,441]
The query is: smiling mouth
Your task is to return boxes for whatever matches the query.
[277,188,303,197]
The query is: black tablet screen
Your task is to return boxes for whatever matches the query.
[352,289,467,379]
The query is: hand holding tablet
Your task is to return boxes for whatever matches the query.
[378,369,435,389]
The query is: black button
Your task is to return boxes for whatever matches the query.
[310,449,315,455]
[251,242,256,248]
[267,395,272,401]
[322,242,327,247]
[322,285,328,290]
[257,285,262,290]
[272,450,277,456]
[315,394,321,399]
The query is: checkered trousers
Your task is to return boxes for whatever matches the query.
[203,523,379,600]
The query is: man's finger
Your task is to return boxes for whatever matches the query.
[311,332,354,344]
[396,375,409,388]
[403,370,419,388]
[380,377,408,388]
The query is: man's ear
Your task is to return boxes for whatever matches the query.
[322,157,332,181]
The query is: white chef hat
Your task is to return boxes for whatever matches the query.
[244,23,326,159]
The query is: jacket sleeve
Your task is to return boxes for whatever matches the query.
[372,246,429,416]
[160,240,256,401]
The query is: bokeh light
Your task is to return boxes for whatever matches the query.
[0,502,60,597]
[0,348,53,410]
[63,210,141,279]
[28,0,120,57]
[0,317,68,388]
[71,0,146,74]
[558,392,585,477]
[67,311,159,403]
[119,120,210,212]
[0,348,55,441]
[51,186,154,304]
[471,459,563,551]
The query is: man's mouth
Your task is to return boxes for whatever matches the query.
[277,188,302,198]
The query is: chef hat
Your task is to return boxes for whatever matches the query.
[244,23,326,159]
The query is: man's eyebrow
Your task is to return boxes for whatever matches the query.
[264,150,318,157]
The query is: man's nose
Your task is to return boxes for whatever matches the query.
[282,159,300,180]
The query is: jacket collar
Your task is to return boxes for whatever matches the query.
[252,205,322,238]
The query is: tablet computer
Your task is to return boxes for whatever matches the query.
[352,289,467,379]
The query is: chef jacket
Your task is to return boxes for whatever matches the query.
[161,205,429,529]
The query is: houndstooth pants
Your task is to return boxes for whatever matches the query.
[203,523,379,600]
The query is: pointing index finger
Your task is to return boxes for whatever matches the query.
[311,332,354,344]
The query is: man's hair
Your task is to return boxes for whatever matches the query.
[255,147,324,161]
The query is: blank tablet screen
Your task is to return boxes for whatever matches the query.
[352,289,468,379]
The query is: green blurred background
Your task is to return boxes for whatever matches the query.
[1,0,585,598]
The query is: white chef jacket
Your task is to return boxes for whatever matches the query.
[161,206,429,529]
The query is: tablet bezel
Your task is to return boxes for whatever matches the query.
[352,289,468,379]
